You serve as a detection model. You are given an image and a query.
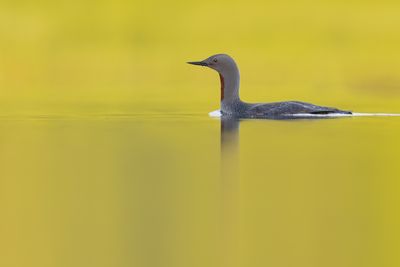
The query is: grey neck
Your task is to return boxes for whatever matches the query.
[220,66,241,110]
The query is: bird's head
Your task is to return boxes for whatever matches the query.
[187,54,237,74]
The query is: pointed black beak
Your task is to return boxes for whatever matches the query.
[187,61,208,66]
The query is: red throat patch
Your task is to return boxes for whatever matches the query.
[219,74,224,101]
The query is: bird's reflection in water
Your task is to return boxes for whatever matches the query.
[221,117,240,149]
[219,117,241,267]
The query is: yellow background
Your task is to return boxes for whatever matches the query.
[1,0,400,113]
[1,1,400,267]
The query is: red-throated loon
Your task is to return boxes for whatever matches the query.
[188,54,351,118]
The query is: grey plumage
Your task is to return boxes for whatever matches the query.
[188,54,351,119]
[223,101,351,118]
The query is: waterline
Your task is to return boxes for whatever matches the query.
[208,110,400,118]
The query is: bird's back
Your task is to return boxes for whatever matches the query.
[238,101,351,118]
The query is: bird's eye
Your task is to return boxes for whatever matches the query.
[213,58,218,63]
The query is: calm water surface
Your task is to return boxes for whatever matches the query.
[3,0,400,265]
[1,107,400,267]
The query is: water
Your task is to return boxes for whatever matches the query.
[2,0,400,265]
[1,108,400,267]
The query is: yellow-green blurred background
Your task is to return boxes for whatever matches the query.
[1,1,400,267]
[1,0,400,113]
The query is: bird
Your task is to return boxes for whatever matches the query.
[188,54,352,118]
